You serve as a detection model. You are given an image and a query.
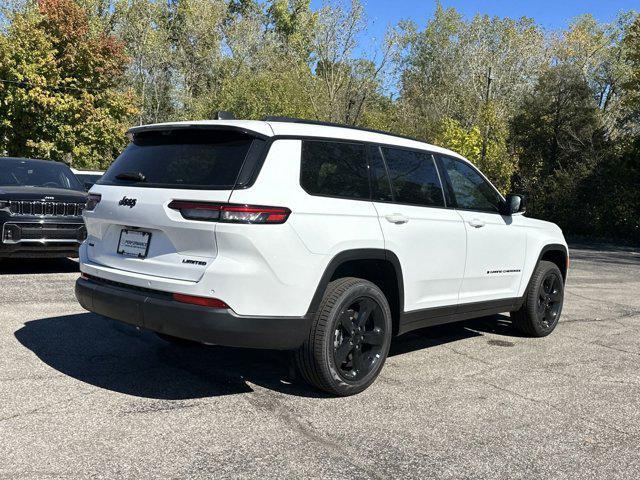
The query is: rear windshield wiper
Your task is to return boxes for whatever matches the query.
[115,171,146,182]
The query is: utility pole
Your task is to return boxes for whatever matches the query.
[480,66,494,164]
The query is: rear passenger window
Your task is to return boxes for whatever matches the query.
[301,141,369,199]
[369,146,393,202]
[381,148,444,207]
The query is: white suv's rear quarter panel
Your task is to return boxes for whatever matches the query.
[228,139,384,316]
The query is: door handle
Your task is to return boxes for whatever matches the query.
[468,218,485,228]
[385,213,409,224]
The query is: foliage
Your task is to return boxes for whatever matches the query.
[0,0,135,169]
[623,15,640,129]
[432,106,513,193]
[0,0,638,241]
[553,13,636,136]
[511,65,610,233]
[396,3,548,136]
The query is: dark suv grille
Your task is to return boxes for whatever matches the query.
[9,200,85,217]
[2,223,87,243]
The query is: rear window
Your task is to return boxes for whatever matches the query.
[300,140,369,199]
[98,129,259,189]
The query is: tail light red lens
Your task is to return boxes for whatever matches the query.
[86,194,101,211]
[167,201,221,221]
[173,293,230,309]
[168,201,290,224]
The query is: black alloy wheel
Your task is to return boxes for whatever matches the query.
[333,297,386,382]
[295,277,392,396]
[537,271,563,329]
[511,260,564,337]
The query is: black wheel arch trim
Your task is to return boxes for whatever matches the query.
[305,248,404,318]
[305,244,567,337]
[527,243,568,285]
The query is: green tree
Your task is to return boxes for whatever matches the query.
[113,0,175,124]
[554,13,636,137]
[511,64,609,233]
[396,3,548,137]
[433,107,514,193]
[622,14,640,128]
[0,0,135,169]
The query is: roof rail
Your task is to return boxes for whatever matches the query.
[262,116,426,144]
[215,111,236,120]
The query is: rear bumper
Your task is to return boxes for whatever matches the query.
[75,277,311,350]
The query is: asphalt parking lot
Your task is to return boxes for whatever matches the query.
[1,244,639,479]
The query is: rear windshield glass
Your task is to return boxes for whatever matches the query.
[98,129,258,189]
[0,158,84,191]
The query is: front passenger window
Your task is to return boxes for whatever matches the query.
[439,156,503,213]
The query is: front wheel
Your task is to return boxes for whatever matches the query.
[295,277,392,396]
[511,260,564,337]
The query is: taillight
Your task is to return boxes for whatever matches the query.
[167,201,220,221]
[86,194,101,211]
[173,293,229,309]
[168,201,291,224]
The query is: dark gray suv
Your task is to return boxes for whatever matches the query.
[0,157,87,258]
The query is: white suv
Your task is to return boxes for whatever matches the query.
[75,117,569,396]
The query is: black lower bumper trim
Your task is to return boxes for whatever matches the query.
[0,243,79,258]
[75,277,310,350]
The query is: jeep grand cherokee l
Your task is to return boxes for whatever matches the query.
[0,157,87,258]
[75,118,568,396]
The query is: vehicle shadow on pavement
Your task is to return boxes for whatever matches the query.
[0,257,79,274]
[15,312,519,399]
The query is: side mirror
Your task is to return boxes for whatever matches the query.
[501,194,525,215]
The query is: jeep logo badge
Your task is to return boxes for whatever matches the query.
[119,196,137,208]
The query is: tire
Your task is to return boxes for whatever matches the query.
[511,260,564,337]
[155,332,200,346]
[295,277,393,396]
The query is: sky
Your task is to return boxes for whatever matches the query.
[310,0,639,50]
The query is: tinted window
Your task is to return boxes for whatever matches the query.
[75,174,103,184]
[0,158,84,191]
[99,129,257,189]
[381,148,444,207]
[439,156,503,212]
[300,141,369,199]
[369,146,392,202]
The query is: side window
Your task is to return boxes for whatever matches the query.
[368,146,392,202]
[381,147,445,207]
[439,156,503,213]
[300,140,369,199]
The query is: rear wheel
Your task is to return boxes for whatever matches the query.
[511,260,564,337]
[295,277,392,396]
